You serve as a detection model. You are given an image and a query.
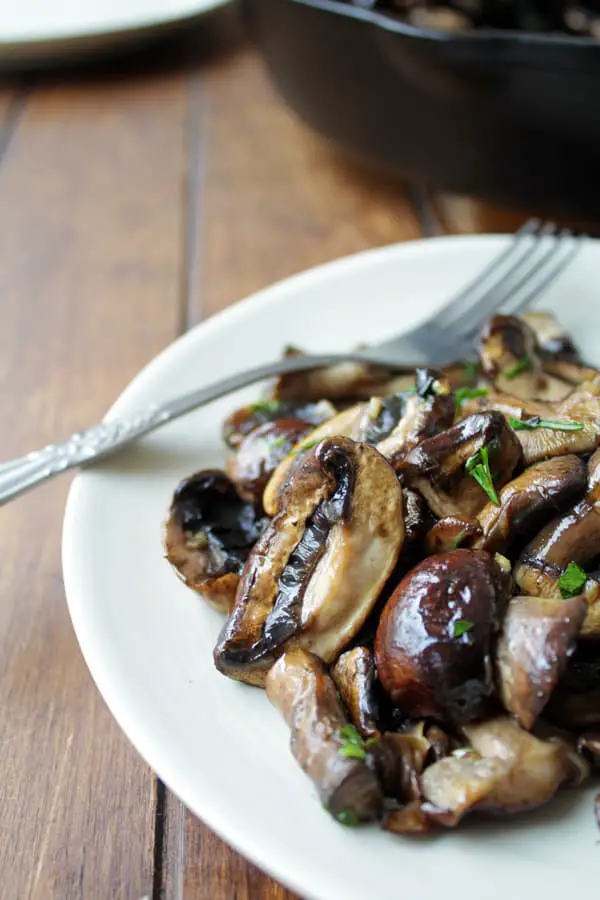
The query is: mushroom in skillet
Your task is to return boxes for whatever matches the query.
[266,649,383,824]
[165,470,266,614]
[215,436,404,686]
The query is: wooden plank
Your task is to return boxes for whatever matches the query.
[0,68,188,900]
[167,47,423,900]
[193,48,421,321]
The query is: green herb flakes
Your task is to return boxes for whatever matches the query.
[508,415,584,433]
[559,561,587,598]
[465,444,500,506]
[453,619,474,639]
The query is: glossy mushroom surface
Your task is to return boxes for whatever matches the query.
[375,549,510,723]
[266,649,383,822]
[165,470,266,613]
[215,436,404,685]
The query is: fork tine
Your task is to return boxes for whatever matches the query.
[434,218,543,329]
[501,235,585,319]
[441,221,559,336]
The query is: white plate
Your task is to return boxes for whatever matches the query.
[0,0,228,66]
[62,236,600,900]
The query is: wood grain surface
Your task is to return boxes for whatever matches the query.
[0,7,576,900]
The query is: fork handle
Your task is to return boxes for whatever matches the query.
[0,351,413,505]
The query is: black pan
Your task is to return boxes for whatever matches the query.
[243,0,600,220]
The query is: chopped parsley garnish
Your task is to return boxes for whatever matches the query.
[465,444,500,506]
[291,439,319,456]
[453,619,474,638]
[337,724,367,760]
[269,434,289,449]
[508,415,584,433]
[336,724,377,761]
[504,354,532,379]
[455,386,489,408]
[336,808,360,827]
[450,529,469,550]
[248,399,282,415]
[559,561,587,598]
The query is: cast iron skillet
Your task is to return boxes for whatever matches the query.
[242,0,600,220]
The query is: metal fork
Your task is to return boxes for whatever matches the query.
[0,220,584,505]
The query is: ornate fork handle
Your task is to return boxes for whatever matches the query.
[0,406,169,504]
[0,350,415,506]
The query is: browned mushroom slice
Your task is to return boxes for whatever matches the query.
[375,549,510,723]
[165,470,266,614]
[545,688,600,730]
[462,717,574,814]
[577,733,600,769]
[375,370,455,463]
[270,345,413,403]
[588,448,600,502]
[521,311,581,362]
[474,455,587,554]
[382,802,436,836]
[227,418,314,505]
[420,754,512,825]
[399,411,522,518]
[425,515,482,554]
[514,499,600,637]
[266,649,383,823]
[262,403,366,516]
[332,647,379,740]
[215,437,404,686]
[402,487,434,549]
[479,315,572,402]
[495,594,587,730]
[370,732,430,803]
[222,398,336,451]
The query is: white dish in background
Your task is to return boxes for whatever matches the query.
[62,236,600,900]
[0,0,228,66]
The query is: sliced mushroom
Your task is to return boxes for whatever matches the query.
[222,398,336,451]
[460,716,574,815]
[398,411,522,518]
[332,647,379,740]
[521,311,580,362]
[262,403,366,516]
[165,470,266,614]
[370,732,430,803]
[495,594,588,730]
[515,499,600,637]
[227,418,314,505]
[425,515,481,555]
[266,649,383,822]
[375,370,455,463]
[473,455,587,554]
[587,448,600,502]
[270,345,413,403]
[545,688,600,730]
[479,315,572,402]
[577,733,600,769]
[420,754,512,825]
[215,437,404,686]
[375,549,510,723]
[382,801,436,836]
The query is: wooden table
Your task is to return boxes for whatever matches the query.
[0,7,579,898]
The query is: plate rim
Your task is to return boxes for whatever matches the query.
[62,233,595,900]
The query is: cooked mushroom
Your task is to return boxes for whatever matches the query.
[266,649,383,822]
[473,455,588,554]
[459,716,575,815]
[425,515,481,555]
[262,403,366,516]
[514,498,600,637]
[332,647,380,740]
[495,594,587,729]
[270,345,413,403]
[370,731,430,803]
[398,411,522,518]
[375,370,455,463]
[375,549,510,723]
[577,732,600,769]
[420,754,513,825]
[165,470,266,614]
[545,688,600,730]
[215,437,404,686]
[222,398,336,451]
[227,418,314,505]
[382,801,436,836]
[521,311,580,362]
[479,315,572,402]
